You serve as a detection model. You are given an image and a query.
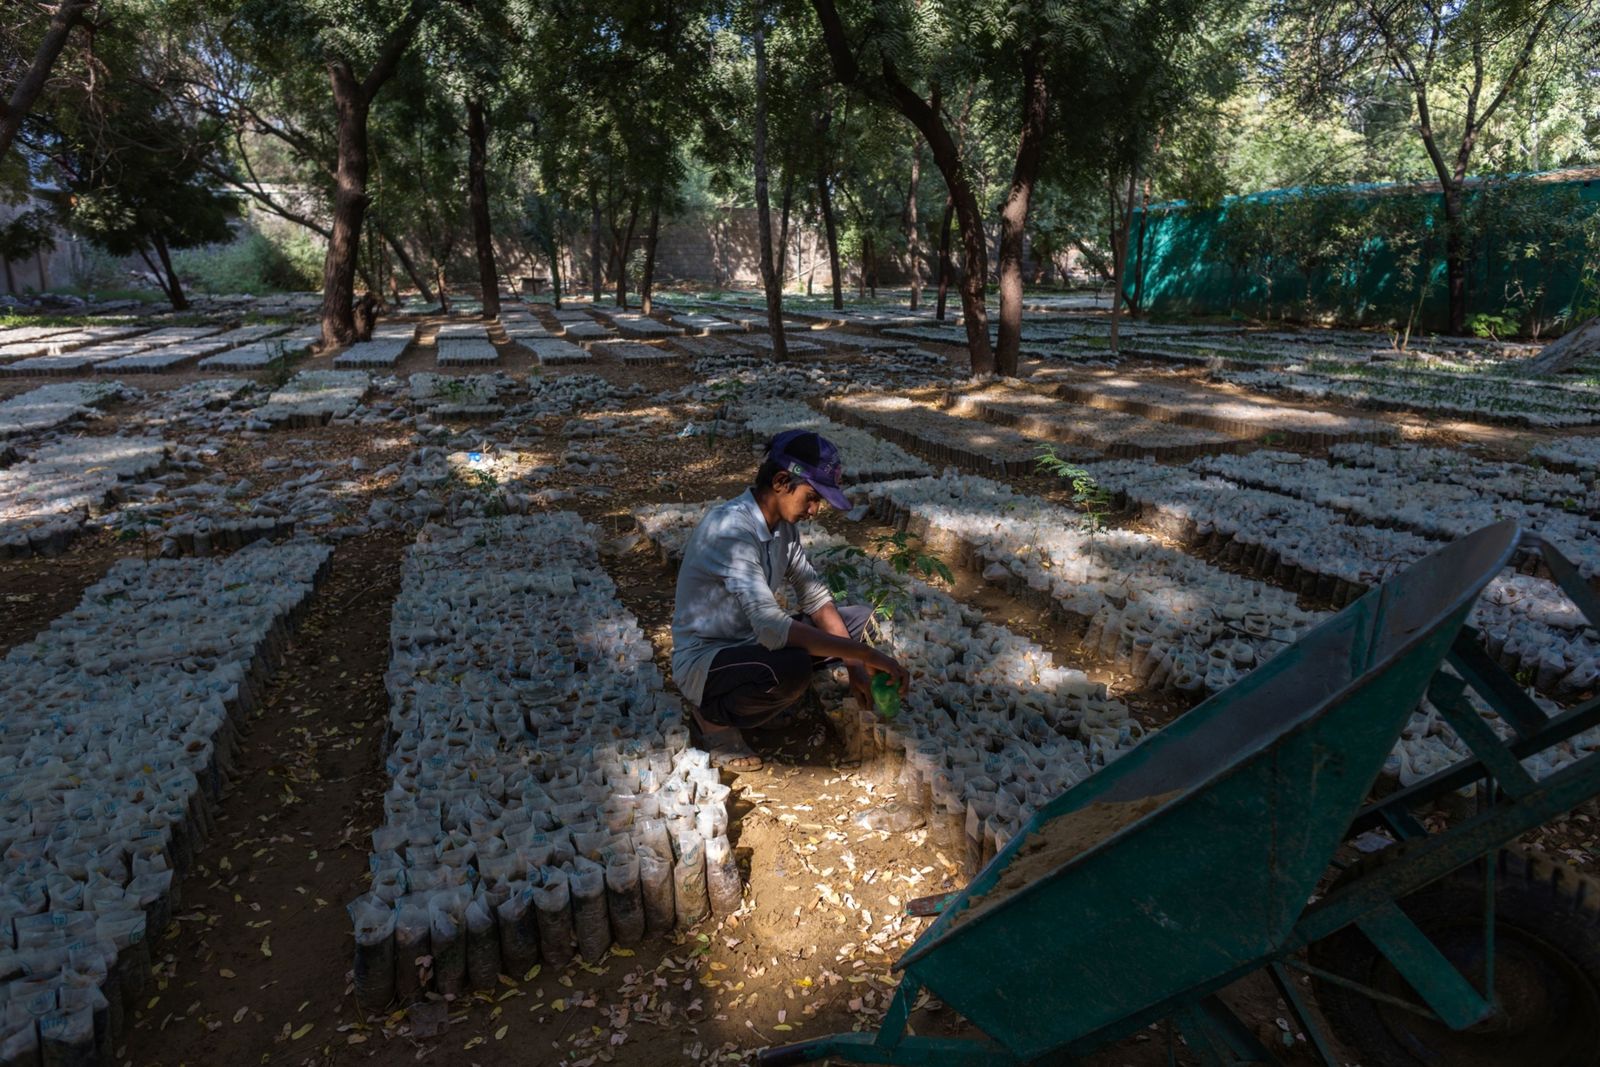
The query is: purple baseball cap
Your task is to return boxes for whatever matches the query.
[767,430,851,510]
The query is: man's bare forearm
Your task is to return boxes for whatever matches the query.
[808,600,851,640]
[785,619,870,662]
[786,620,909,691]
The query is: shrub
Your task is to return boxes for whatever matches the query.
[64,244,123,292]
[173,229,324,294]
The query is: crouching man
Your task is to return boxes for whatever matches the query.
[670,430,909,771]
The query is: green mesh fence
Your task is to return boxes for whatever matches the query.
[1127,170,1600,335]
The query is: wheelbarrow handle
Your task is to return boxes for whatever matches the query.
[904,891,957,917]
[759,1038,834,1066]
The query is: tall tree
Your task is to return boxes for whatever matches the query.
[904,134,922,309]
[224,0,438,342]
[19,2,238,309]
[49,83,238,309]
[640,183,663,313]
[319,2,433,345]
[993,51,1049,374]
[1276,0,1580,333]
[810,0,995,375]
[752,8,786,359]
[814,109,844,310]
[465,97,499,317]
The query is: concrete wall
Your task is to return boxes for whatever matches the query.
[0,198,121,296]
[647,207,839,290]
[3,186,1094,298]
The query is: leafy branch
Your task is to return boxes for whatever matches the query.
[1036,444,1114,574]
[814,531,952,630]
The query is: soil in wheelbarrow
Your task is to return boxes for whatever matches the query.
[949,790,1180,931]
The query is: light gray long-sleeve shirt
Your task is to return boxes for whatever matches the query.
[670,490,835,707]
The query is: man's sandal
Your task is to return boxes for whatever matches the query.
[705,729,763,772]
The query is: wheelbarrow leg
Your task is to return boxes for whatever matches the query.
[1173,997,1275,1066]
[875,982,914,1051]
[1266,963,1340,1067]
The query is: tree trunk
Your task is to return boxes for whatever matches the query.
[1442,186,1466,335]
[2,257,13,295]
[355,236,379,296]
[320,67,370,347]
[367,209,389,302]
[825,55,994,373]
[613,197,639,308]
[813,112,844,312]
[1108,168,1137,356]
[935,196,954,321]
[549,234,564,309]
[378,221,433,302]
[589,197,603,302]
[994,51,1048,377]
[465,98,500,319]
[135,243,174,305]
[776,167,794,284]
[151,233,188,311]
[317,7,426,348]
[1129,168,1152,314]
[752,13,786,361]
[906,137,922,310]
[818,170,843,311]
[640,187,662,315]
[867,232,877,299]
[0,0,94,165]
[822,0,1029,340]
[1524,316,1600,376]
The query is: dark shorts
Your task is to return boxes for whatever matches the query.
[697,604,875,730]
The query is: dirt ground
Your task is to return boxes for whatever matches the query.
[2,311,1595,1067]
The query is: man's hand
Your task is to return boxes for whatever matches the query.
[863,648,910,694]
[847,664,875,710]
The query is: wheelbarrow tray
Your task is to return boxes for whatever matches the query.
[890,520,1522,1062]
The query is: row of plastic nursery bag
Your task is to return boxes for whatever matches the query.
[0,543,332,1066]
[349,827,740,1009]
[0,907,151,1067]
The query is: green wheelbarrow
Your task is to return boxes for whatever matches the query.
[760,520,1600,1066]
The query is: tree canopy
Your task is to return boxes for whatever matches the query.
[0,0,1594,348]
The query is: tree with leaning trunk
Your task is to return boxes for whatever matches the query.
[933,85,974,322]
[810,0,995,375]
[161,10,418,302]
[0,0,97,166]
[27,9,238,311]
